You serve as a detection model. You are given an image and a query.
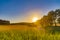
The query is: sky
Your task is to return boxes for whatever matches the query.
[0,0,60,23]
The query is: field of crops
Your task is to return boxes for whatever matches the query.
[0,30,59,40]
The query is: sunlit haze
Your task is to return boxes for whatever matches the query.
[32,17,38,22]
[0,0,60,23]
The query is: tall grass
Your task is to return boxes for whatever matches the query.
[0,30,60,40]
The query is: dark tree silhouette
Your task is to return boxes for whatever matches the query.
[57,18,60,24]
[0,19,10,25]
[37,9,60,27]
[47,11,57,26]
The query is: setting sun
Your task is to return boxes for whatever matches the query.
[32,17,38,22]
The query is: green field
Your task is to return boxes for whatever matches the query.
[0,30,60,40]
[0,25,60,40]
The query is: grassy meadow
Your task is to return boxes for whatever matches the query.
[0,25,60,40]
[0,25,37,31]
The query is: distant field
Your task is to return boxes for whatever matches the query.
[0,25,38,31]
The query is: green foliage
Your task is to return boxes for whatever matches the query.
[57,18,60,23]
[37,9,60,27]
[45,26,60,34]
[0,30,60,40]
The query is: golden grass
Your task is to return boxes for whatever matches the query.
[0,25,38,31]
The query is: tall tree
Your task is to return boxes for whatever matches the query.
[38,15,51,27]
[55,9,60,24]
[57,18,60,24]
[37,9,60,27]
[47,11,57,26]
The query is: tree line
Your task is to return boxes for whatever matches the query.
[37,9,60,27]
[0,19,10,25]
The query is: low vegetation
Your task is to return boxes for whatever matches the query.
[0,30,60,40]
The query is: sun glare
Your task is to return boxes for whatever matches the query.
[32,17,38,22]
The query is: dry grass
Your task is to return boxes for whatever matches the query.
[0,25,38,31]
